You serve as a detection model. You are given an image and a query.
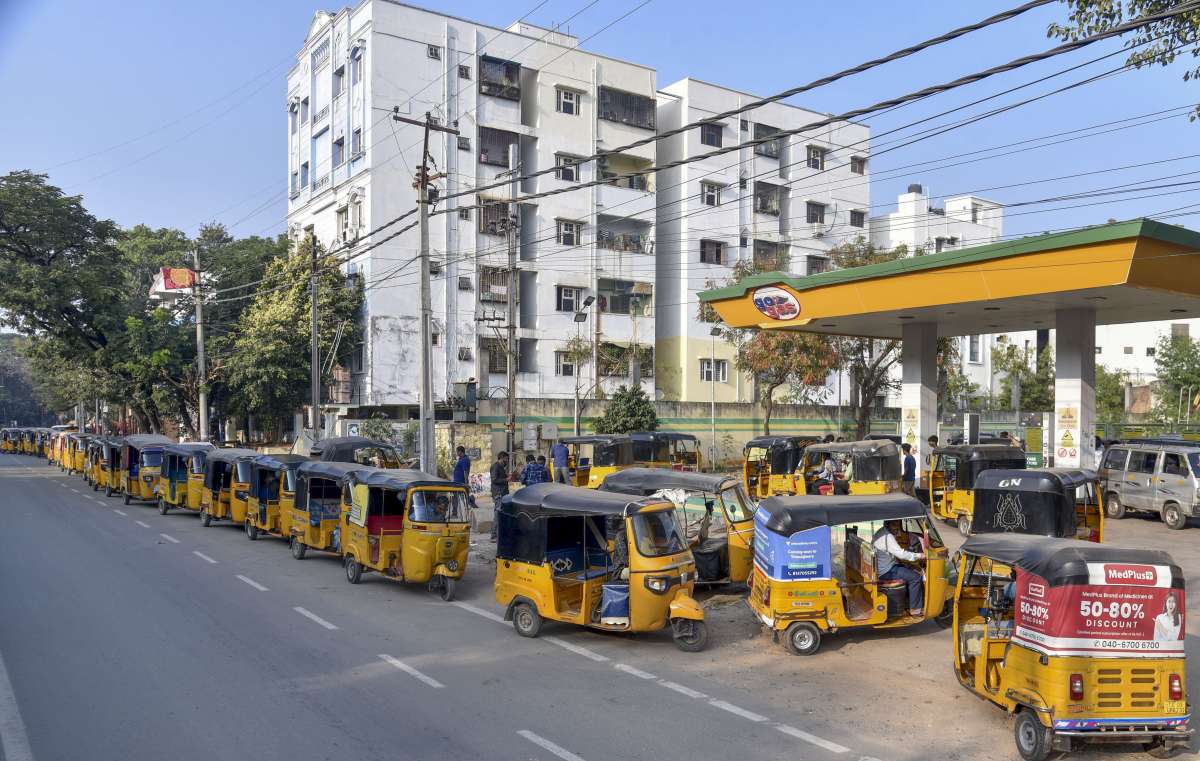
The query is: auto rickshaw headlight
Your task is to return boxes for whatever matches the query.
[1069,674,1084,701]
[645,576,670,594]
[1169,674,1183,701]
[446,560,459,572]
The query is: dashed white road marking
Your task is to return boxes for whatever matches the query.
[775,724,851,754]
[450,600,505,623]
[544,636,608,662]
[236,575,269,592]
[0,647,34,761]
[614,663,656,680]
[293,607,338,630]
[192,551,217,564]
[113,509,127,516]
[658,680,708,699]
[134,520,151,528]
[159,533,180,544]
[378,654,444,688]
[516,730,587,761]
[709,699,767,722]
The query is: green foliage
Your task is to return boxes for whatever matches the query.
[991,343,1055,411]
[359,413,402,444]
[1096,364,1127,423]
[594,385,658,434]
[0,335,55,425]
[1151,333,1200,421]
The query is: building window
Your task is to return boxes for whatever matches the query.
[753,123,781,158]
[479,266,509,303]
[478,126,518,167]
[700,358,728,383]
[332,136,345,166]
[598,278,652,315]
[458,64,471,79]
[598,86,655,130]
[458,207,470,221]
[480,337,506,374]
[850,210,866,228]
[968,335,981,363]
[1172,323,1189,339]
[556,87,578,115]
[753,182,782,216]
[556,285,582,312]
[700,123,722,147]
[555,154,578,182]
[1095,346,1102,354]
[971,203,981,224]
[806,146,826,170]
[739,234,748,249]
[740,118,749,131]
[351,128,362,156]
[333,66,345,98]
[850,156,866,174]
[752,240,786,270]
[699,239,724,265]
[557,220,582,246]
[300,97,310,124]
[555,351,576,377]
[700,182,722,207]
[427,45,441,60]
[290,171,299,195]
[805,202,826,224]
[479,56,521,100]
[300,161,309,187]
[806,256,828,276]
[478,201,507,235]
[739,176,748,190]
[1123,346,1133,355]
[350,52,362,85]
[458,136,470,152]
[431,332,440,346]
[336,207,349,241]
[289,106,298,135]
[1147,347,1156,357]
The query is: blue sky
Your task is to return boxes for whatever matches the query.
[1,0,1197,239]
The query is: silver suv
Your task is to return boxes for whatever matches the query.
[1097,442,1200,530]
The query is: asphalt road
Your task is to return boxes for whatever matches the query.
[0,453,898,761]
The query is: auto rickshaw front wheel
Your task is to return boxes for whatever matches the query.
[429,575,456,601]
[512,602,543,638]
[672,618,709,652]
[158,498,169,515]
[345,556,363,584]
[783,621,821,656]
[290,536,307,559]
[957,515,972,537]
[1014,709,1052,761]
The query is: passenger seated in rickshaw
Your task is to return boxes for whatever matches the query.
[808,455,836,494]
[872,519,926,616]
[832,456,853,495]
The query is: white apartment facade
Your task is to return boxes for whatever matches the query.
[655,78,871,403]
[286,2,658,414]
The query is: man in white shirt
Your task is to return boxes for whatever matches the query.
[873,520,926,616]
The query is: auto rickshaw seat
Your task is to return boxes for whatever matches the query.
[366,514,404,534]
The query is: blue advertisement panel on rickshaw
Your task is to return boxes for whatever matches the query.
[752,509,830,580]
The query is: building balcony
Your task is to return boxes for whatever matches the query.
[312,174,330,193]
[312,105,330,126]
[479,56,520,101]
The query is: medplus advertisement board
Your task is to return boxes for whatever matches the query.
[752,511,830,581]
[1014,562,1185,658]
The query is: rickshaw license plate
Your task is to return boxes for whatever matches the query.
[1165,700,1186,714]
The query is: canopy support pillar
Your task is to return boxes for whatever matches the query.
[901,322,938,479]
[1054,308,1096,468]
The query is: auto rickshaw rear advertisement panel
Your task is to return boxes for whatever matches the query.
[1014,565,1185,658]
[752,510,830,580]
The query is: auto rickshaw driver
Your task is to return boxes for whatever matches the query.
[873,519,927,616]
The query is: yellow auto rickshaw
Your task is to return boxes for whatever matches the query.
[157,442,214,514]
[0,428,15,453]
[748,493,951,655]
[599,468,756,586]
[63,432,90,474]
[629,432,702,471]
[341,469,471,600]
[952,535,1188,760]
[928,444,1027,536]
[308,435,402,467]
[95,438,122,496]
[291,461,369,559]
[83,437,104,487]
[21,429,37,455]
[198,447,257,526]
[742,435,810,499]
[970,468,1104,542]
[244,453,308,541]
[495,483,708,651]
[119,434,172,505]
[557,435,635,488]
[798,439,903,495]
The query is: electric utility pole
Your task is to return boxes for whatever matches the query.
[310,235,321,443]
[394,109,458,473]
[504,143,520,459]
[192,246,208,440]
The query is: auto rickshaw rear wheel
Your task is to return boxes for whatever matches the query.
[104,485,112,498]
[92,482,98,492]
[1142,739,1175,758]
[957,515,971,537]
[290,536,306,559]
[1105,493,1125,519]
[200,510,212,527]
[672,619,709,652]
[1014,709,1052,761]
[158,498,169,515]
[123,493,130,505]
[512,602,542,638]
[345,556,362,584]
[245,521,258,541]
[783,621,821,656]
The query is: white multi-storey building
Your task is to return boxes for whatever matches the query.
[655,78,871,403]
[286,2,657,415]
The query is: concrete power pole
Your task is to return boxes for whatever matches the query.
[192,246,208,441]
[310,235,322,443]
[505,144,520,459]
[394,110,458,473]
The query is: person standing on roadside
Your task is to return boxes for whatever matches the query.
[489,451,510,541]
[452,445,471,486]
[900,443,917,496]
[550,439,570,484]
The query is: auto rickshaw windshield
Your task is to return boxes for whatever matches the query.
[191,455,205,474]
[351,446,400,468]
[141,450,162,468]
[632,510,687,557]
[284,469,297,493]
[410,490,468,522]
[720,485,754,522]
[235,461,253,483]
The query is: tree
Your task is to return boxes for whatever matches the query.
[1151,332,1200,421]
[0,335,55,426]
[1096,364,1127,423]
[1049,2,1200,118]
[560,333,594,435]
[991,342,1055,411]
[594,385,657,434]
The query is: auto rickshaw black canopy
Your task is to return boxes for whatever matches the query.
[960,534,1182,588]
[308,436,399,463]
[805,439,903,481]
[933,444,1026,489]
[163,442,215,458]
[744,435,809,473]
[350,468,463,491]
[598,467,735,496]
[503,482,657,518]
[560,435,634,467]
[972,469,1097,538]
[251,453,308,472]
[296,460,372,482]
[629,431,697,461]
[202,447,259,489]
[757,493,928,535]
[123,434,173,450]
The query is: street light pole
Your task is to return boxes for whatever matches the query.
[192,246,208,441]
[709,327,718,468]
